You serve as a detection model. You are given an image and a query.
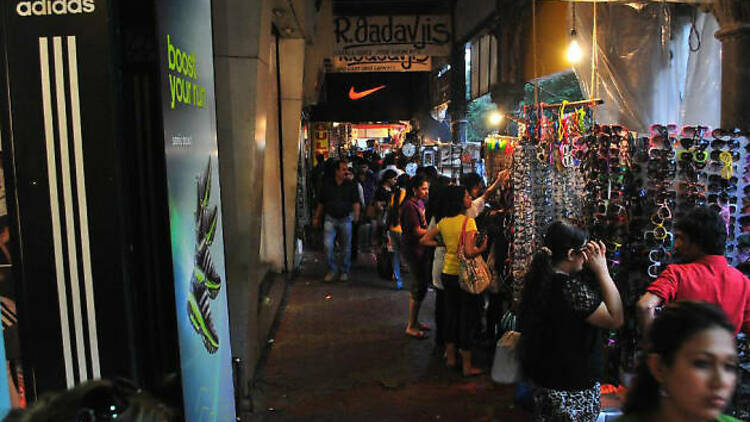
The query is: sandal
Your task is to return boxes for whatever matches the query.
[416,322,431,331]
[405,329,428,340]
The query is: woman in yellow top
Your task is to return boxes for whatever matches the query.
[421,185,487,376]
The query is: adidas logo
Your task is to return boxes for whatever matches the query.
[16,0,95,16]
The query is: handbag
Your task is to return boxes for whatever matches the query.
[491,330,521,384]
[376,244,393,280]
[457,216,491,294]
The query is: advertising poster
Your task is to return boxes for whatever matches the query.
[155,2,236,421]
[313,123,330,160]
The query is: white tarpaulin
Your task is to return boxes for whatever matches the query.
[571,3,721,132]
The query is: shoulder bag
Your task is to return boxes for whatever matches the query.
[457,216,491,294]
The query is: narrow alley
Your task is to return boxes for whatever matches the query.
[250,251,528,422]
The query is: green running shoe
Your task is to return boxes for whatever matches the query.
[187,280,219,354]
[197,205,218,248]
[195,158,212,222]
[194,243,221,298]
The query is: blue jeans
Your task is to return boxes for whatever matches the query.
[389,230,402,282]
[324,215,352,275]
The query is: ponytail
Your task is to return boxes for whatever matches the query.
[518,250,555,371]
[388,189,402,228]
[622,359,660,415]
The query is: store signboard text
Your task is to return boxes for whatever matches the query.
[332,55,431,73]
[333,15,450,57]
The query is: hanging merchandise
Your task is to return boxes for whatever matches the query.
[505,111,748,384]
[571,123,748,383]
[507,102,594,306]
[483,135,516,178]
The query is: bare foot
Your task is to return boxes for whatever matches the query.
[462,367,484,377]
[445,355,457,368]
[405,327,428,340]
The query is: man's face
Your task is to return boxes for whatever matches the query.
[336,162,348,179]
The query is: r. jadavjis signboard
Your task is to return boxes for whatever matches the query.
[333,15,451,56]
[332,55,431,72]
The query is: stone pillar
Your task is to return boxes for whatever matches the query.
[212,0,273,416]
[261,38,306,273]
[712,0,750,128]
[449,42,468,143]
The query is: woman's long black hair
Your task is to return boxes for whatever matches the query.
[623,301,736,415]
[518,221,588,373]
[388,173,412,229]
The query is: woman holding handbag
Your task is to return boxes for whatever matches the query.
[421,186,487,376]
[518,221,624,422]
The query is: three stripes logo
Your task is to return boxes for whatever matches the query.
[38,36,100,388]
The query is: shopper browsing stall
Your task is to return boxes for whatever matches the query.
[387,174,409,289]
[420,186,487,376]
[400,175,431,339]
[617,301,741,422]
[518,221,623,422]
[462,170,510,219]
[427,176,452,348]
[636,206,750,337]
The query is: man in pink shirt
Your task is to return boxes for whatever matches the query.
[637,207,750,336]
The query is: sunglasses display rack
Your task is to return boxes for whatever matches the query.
[571,124,750,384]
[507,103,594,306]
[503,114,749,387]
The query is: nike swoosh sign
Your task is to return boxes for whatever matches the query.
[348,85,386,100]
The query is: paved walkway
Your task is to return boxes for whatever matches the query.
[249,250,530,421]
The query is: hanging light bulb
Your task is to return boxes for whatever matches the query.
[487,111,503,127]
[567,29,583,64]
[567,3,583,64]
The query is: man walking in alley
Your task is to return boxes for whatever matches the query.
[313,160,361,282]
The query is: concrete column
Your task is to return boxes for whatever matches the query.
[713,1,750,128]
[449,43,468,143]
[260,38,306,273]
[212,0,273,415]
[279,39,306,271]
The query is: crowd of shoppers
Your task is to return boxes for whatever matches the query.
[310,152,749,422]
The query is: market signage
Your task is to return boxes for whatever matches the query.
[332,55,431,72]
[318,72,428,121]
[333,15,451,56]
[156,0,236,420]
[313,123,331,159]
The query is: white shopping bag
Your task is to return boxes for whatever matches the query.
[491,330,521,384]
